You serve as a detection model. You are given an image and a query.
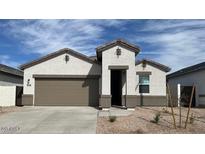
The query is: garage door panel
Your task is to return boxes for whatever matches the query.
[35,78,99,106]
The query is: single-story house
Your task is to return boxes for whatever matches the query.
[0,64,23,106]
[167,62,205,107]
[20,39,170,109]
[0,64,23,86]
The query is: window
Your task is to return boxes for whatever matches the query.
[139,74,150,93]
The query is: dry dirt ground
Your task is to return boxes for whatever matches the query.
[97,107,205,134]
[0,106,23,116]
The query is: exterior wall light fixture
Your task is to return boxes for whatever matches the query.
[142,60,147,68]
[116,47,121,56]
[65,54,70,63]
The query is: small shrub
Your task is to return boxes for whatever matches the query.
[109,116,117,122]
[151,112,161,124]
[0,106,2,112]
[162,107,169,113]
[189,113,195,124]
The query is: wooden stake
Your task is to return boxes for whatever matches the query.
[167,84,177,129]
[179,101,182,128]
[184,86,195,128]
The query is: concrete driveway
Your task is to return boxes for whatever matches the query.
[0,107,98,134]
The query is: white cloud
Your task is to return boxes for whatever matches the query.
[4,19,124,56]
[140,20,205,32]
[0,55,20,68]
[135,20,205,72]
[2,19,205,72]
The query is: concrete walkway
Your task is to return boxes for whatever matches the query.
[0,107,98,134]
[98,107,134,117]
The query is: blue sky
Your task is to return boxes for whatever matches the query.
[0,19,205,72]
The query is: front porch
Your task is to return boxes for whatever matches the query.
[99,65,139,109]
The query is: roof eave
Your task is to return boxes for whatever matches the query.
[96,39,140,60]
[167,67,205,79]
[136,59,171,73]
[0,64,23,77]
[20,48,100,70]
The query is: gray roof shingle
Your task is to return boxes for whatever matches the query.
[167,61,205,79]
[0,64,23,77]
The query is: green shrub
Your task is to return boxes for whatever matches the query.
[151,112,161,124]
[109,116,117,122]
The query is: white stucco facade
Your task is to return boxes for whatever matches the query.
[101,46,136,95]
[135,63,167,96]
[21,40,169,107]
[167,70,205,106]
[23,53,101,95]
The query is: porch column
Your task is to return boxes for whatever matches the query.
[99,68,111,109]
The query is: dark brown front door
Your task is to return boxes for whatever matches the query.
[35,78,99,106]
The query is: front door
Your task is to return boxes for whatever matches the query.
[111,70,122,106]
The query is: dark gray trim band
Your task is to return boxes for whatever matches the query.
[125,95,167,108]
[136,71,152,75]
[199,94,205,97]
[108,65,129,70]
[198,104,205,108]
[99,95,112,108]
[22,94,33,106]
[33,74,101,79]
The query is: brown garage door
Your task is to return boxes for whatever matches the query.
[35,78,99,106]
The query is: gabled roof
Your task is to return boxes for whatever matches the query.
[20,48,99,70]
[0,64,23,77]
[136,59,171,72]
[167,61,205,79]
[96,39,140,60]
[89,55,97,61]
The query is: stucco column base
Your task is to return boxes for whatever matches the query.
[125,95,139,108]
[99,95,112,108]
[121,95,126,107]
[22,94,33,106]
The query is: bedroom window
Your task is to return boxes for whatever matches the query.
[139,74,150,93]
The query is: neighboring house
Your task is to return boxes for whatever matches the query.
[0,64,23,106]
[20,39,170,109]
[0,64,23,86]
[167,62,205,107]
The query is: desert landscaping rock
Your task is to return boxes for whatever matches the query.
[97,107,205,134]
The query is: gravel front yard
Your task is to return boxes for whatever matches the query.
[97,107,205,134]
